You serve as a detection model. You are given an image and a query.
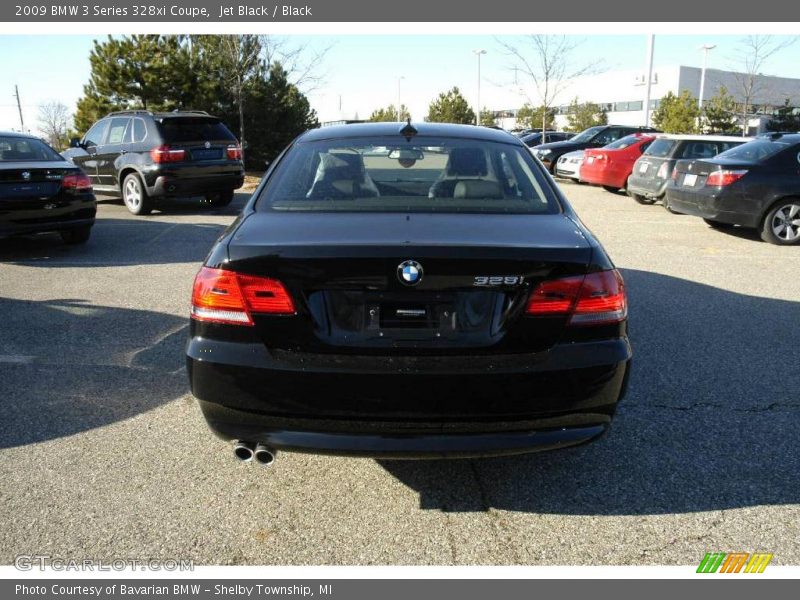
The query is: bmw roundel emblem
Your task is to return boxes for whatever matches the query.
[204,141,211,149]
[397,260,423,286]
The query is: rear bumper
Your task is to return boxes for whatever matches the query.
[187,337,631,457]
[666,186,760,227]
[147,171,245,198]
[0,196,96,238]
[581,164,629,189]
[626,176,667,200]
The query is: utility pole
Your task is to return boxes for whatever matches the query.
[473,49,486,126]
[643,35,655,127]
[14,85,25,132]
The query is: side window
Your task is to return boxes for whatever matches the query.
[106,118,130,145]
[83,120,110,148]
[682,142,716,159]
[594,128,622,146]
[132,118,147,143]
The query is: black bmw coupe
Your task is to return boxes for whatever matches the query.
[186,122,632,463]
[0,131,96,244]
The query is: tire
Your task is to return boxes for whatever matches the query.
[760,199,800,245]
[661,197,679,213]
[703,218,735,230]
[631,193,655,205]
[122,173,152,215]
[60,225,91,245]
[603,185,621,194]
[208,189,235,207]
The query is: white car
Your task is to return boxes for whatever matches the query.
[555,150,585,181]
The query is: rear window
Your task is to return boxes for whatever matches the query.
[258,136,560,214]
[157,118,237,143]
[680,141,721,159]
[643,139,677,158]
[0,136,63,162]
[716,139,792,162]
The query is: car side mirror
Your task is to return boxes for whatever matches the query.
[69,137,82,148]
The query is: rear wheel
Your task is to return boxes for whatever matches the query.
[603,185,621,194]
[207,189,235,207]
[60,225,91,245]
[703,218,735,230]
[122,173,152,215]
[761,199,800,245]
[630,193,655,205]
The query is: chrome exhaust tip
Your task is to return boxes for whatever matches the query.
[253,443,276,467]
[233,441,255,462]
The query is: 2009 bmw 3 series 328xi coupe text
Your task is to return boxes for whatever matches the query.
[186,122,631,464]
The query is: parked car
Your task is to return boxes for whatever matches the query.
[186,122,631,463]
[665,133,800,245]
[555,150,585,181]
[62,110,245,215]
[520,131,574,147]
[627,134,750,205]
[580,133,657,192]
[530,124,660,173]
[0,131,96,244]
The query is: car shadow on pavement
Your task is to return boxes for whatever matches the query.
[0,297,190,448]
[0,218,228,267]
[379,268,800,515]
[97,190,252,217]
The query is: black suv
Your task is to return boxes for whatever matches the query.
[63,110,245,215]
[530,124,660,173]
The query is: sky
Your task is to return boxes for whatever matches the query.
[1,34,798,135]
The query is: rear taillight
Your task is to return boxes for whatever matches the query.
[657,162,669,179]
[61,172,92,193]
[150,145,186,163]
[670,166,679,181]
[190,267,295,326]
[227,144,242,160]
[525,269,627,326]
[706,169,748,187]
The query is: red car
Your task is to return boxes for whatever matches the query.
[580,133,657,192]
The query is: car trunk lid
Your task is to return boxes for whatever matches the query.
[225,212,594,355]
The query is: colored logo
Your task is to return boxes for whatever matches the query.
[397,260,423,286]
[697,552,773,573]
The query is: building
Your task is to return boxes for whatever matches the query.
[494,65,800,134]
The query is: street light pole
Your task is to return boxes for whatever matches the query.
[397,76,405,121]
[473,49,486,125]
[698,44,716,110]
[643,35,655,127]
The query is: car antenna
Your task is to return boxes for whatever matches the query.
[400,118,417,141]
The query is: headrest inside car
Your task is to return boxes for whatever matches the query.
[447,148,488,177]
[453,180,502,199]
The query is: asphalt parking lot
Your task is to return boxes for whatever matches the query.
[1,183,798,566]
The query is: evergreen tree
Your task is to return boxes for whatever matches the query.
[426,87,475,124]
[368,104,410,122]
[565,98,608,132]
[515,104,555,130]
[703,87,738,134]
[767,98,800,132]
[652,90,700,134]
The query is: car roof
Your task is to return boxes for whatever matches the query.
[0,130,38,140]
[654,134,753,142]
[297,122,522,144]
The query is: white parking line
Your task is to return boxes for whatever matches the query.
[0,355,35,364]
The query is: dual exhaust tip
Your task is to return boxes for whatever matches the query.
[234,441,276,467]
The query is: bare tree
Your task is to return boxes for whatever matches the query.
[260,36,332,94]
[498,35,601,135]
[37,101,71,149]
[218,35,263,163]
[731,35,796,136]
